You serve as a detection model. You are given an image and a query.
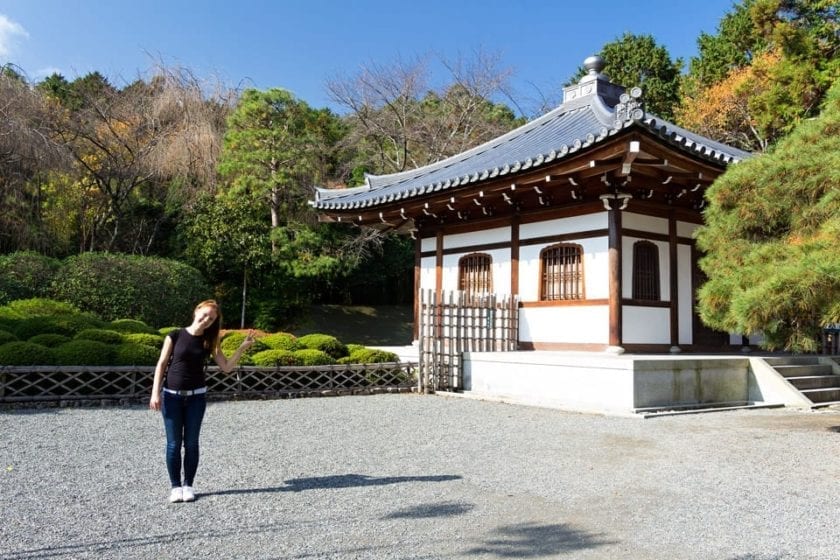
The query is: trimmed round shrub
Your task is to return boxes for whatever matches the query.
[123,333,164,349]
[337,348,400,365]
[5,298,81,317]
[220,332,268,365]
[74,329,124,345]
[53,340,114,366]
[0,341,55,365]
[12,314,106,339]
[27,333,70,347]
[346,343,366,354]
[109,319,158,334]
[297,334,348,359]
[159,326,180,337]
[251,349,300,367]
[292,349,335,366]
[49,252,211,327]
[113,343,159,366]
[259,332,302,351]
[0,252,61,305]
[0,330,18,345]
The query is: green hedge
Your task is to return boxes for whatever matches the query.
[0,330,18,345]
[337,348,400,364]
[49,253,211,327]
[259,332,302,351]
[292,349,335,366]
[3,298,80,317]
[250,349,300,367]
[0,341,55,365]
[109,319,158,334]
[113,343,159,366]
[220,332,268,365]
[53,340,114,366]
[27,334,70,347]
[12,314,106,339]
[297,334,348,359]
[74,329,124,345]
[123,333,164,349]
[0,252,61,305]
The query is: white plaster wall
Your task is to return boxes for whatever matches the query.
[622,306,670,344]
[440,248,512,294]
[519,305,609,343]
[677,244,693,345]
[519,237,609,301]
[444,226,511,250]
[420,236,436,253]
[419,257,436,291]
[677,221,700,238]
[622,237,670,300]
[623,212,668,234]
[519,213,607,239]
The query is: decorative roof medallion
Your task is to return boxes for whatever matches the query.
[614,87,644,128]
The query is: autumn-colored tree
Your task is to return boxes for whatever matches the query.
[696,80,840,352]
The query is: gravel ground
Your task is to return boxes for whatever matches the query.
[1,394,839,560]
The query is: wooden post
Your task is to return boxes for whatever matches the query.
[669,211,680,351]
[608,203,623,349]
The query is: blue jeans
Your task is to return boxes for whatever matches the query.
[161,391,207,487]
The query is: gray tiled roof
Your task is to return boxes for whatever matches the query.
[313,89,751,211]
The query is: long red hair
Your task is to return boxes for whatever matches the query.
[194,299,222,353]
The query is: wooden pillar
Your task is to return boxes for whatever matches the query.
[510,215,520,296]
[608,205,622,348]
[435,229,444,297]
[413,234,421,341]
[669,212,679,350]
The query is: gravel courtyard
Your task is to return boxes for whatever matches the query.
[1,394,839,559]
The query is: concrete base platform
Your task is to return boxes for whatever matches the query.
[461,351,813,416]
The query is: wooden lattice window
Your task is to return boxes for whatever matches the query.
[459,253,492,295]
[540,244,584,300]
[632,241,660,301]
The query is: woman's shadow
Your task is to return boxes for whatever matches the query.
[202,473,461,497]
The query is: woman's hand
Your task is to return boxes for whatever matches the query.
[149,393,161,411]
[240,329,256,350]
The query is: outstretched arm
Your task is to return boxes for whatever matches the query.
[214,330,255,373]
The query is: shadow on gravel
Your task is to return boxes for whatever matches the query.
[383,501,475,519]
[827,425,840,433]
[204,473,461,497]
[466,522,615,557]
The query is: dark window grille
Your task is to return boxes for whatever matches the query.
[540,244,584,300]
[459,253,492,295]
[632,241,660,301]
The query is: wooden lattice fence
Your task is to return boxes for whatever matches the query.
[418,289,519,392]
[0,363,417,405]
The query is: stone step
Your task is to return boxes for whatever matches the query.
[787,375,840,390]
[773,364,834,377]
[801,387,840,404]
[763,356,821,366]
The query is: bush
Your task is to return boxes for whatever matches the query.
[0,330,18,345]
[346,343,366,354]
[250,349,300,367]
[297,333,348,359]
[337,348,400,364]
[12,314,106,339]
[109,319,158,334]
[220,332,268,365]
[53,340,114,366]
[4,298,81,317]
[0,252,61,305]
[123,333,164,349]
[259,332,302,351]
[113,343,159,366]
[292,349,335,366]
[74,329,124,345]
[27,334,70,347]
[49,252,211,327]
[159,327,180,337]
[0,341,55,365]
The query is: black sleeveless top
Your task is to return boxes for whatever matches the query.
[164,329,210,391]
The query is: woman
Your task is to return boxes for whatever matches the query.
[150,299,254,503]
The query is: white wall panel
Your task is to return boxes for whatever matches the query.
[440,248,511,295]
[622,307,670,344]
[623,212,668,234]
[677,244,693,345]
[677,221,700,238]
[518,237,609,301]
[420,237,436,252]
[520,213,606,240]
[519,305,609,343]
[419,257,436,291]
[444,226,510,250]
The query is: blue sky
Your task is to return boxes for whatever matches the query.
[0,0,736,114]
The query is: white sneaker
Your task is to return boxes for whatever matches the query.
[181,486,195,502]
[169,487,183,503]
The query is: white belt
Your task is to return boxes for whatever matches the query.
[163,387,207,396]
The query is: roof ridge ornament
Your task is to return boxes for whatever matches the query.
[614,87,644,128]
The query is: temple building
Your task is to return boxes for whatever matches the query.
[311,56,751,353]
